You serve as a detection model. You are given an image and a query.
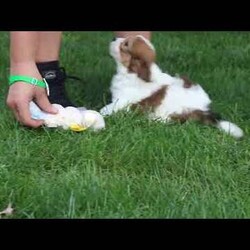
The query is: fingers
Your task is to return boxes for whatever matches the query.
[35,93,58,114]
[7,87,44,128]
[8,104,44,128]
[16,92,58,128]
[16,101,44,128]
[6,81,57,128]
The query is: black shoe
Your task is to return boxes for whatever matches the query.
[42,67,81,107]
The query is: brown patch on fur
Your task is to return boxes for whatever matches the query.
[129,37,156,64]
[120,36,156,82]
[131,85,168,112]
[181,75,195,88]
[128,58,151,82]
[170,110,219,126]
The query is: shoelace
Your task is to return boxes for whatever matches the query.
[47,67,84,103]
[59,67,83,83]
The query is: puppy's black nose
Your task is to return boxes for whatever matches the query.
[112,37,116,42]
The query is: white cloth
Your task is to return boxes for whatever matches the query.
[30,102,105,131]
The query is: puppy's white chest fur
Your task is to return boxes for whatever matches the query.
[111,72,165,104]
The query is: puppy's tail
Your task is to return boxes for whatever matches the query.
[173,110,244,139]
[196,111,243,139]
[216,120,243,139]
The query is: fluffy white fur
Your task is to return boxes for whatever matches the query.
[100,36,243,138]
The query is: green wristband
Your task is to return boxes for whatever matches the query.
[9,75,47,88]
[9,75,49,95]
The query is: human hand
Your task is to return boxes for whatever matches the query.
[6,82,58,128]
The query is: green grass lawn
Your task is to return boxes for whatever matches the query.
[0,31,249,218]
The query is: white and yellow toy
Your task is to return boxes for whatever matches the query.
[30,102,105,132]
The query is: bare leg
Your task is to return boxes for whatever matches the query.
[36,32,62,62]
[114,31,151,40]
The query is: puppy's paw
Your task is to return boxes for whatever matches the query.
[100,104,114,116]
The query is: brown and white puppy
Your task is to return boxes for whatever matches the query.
[100,35,243,138]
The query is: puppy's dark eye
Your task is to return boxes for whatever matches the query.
[124,41,129,47]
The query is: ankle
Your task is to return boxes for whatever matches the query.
[35,62,76,107]
[36,60,60,81]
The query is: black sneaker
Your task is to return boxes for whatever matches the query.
[42,67,81,107]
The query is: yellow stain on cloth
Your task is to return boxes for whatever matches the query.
[69,123,87,132]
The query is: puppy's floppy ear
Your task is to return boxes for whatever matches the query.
[128,37,156,82]
[128,58,151,82]
[131,37,156,63]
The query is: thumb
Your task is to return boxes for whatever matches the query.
[35,94,58,114]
